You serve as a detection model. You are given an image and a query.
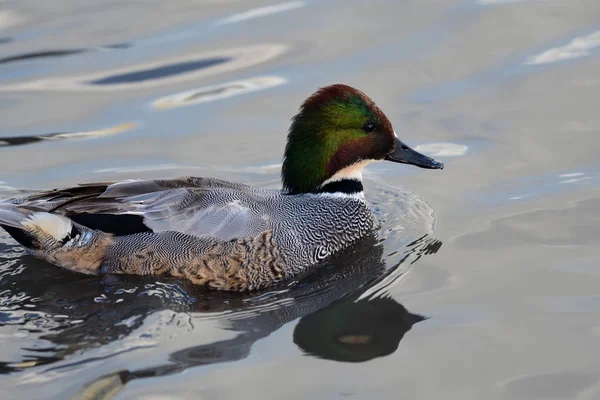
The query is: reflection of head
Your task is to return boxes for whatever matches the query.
[293,294,426,362]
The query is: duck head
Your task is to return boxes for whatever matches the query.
[282,84,443,194]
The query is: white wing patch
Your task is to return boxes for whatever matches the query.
[22,212,72,241]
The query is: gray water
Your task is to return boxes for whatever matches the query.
[1,1,600,399]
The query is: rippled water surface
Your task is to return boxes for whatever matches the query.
[1,1,600,399]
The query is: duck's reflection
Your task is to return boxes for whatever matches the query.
[76,294,427,399]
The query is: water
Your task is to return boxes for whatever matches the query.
[0,0,600,398]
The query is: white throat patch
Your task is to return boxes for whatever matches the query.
[320,159,375,187]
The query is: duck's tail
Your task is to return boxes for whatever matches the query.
[0,202,74,247]
[0,203,113,274]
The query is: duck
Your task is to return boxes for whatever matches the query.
[0,84,443,291]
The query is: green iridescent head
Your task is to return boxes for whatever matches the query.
[281,84,443,194]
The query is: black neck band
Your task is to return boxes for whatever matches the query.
[316,179,363,194]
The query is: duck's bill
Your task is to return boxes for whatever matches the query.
[385,138,444,169]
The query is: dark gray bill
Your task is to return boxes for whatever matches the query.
[385,137,444,169]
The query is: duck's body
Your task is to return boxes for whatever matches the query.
[1,177,372,290]
[0,84,442,291]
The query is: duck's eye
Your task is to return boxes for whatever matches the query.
[363,122,376,134]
